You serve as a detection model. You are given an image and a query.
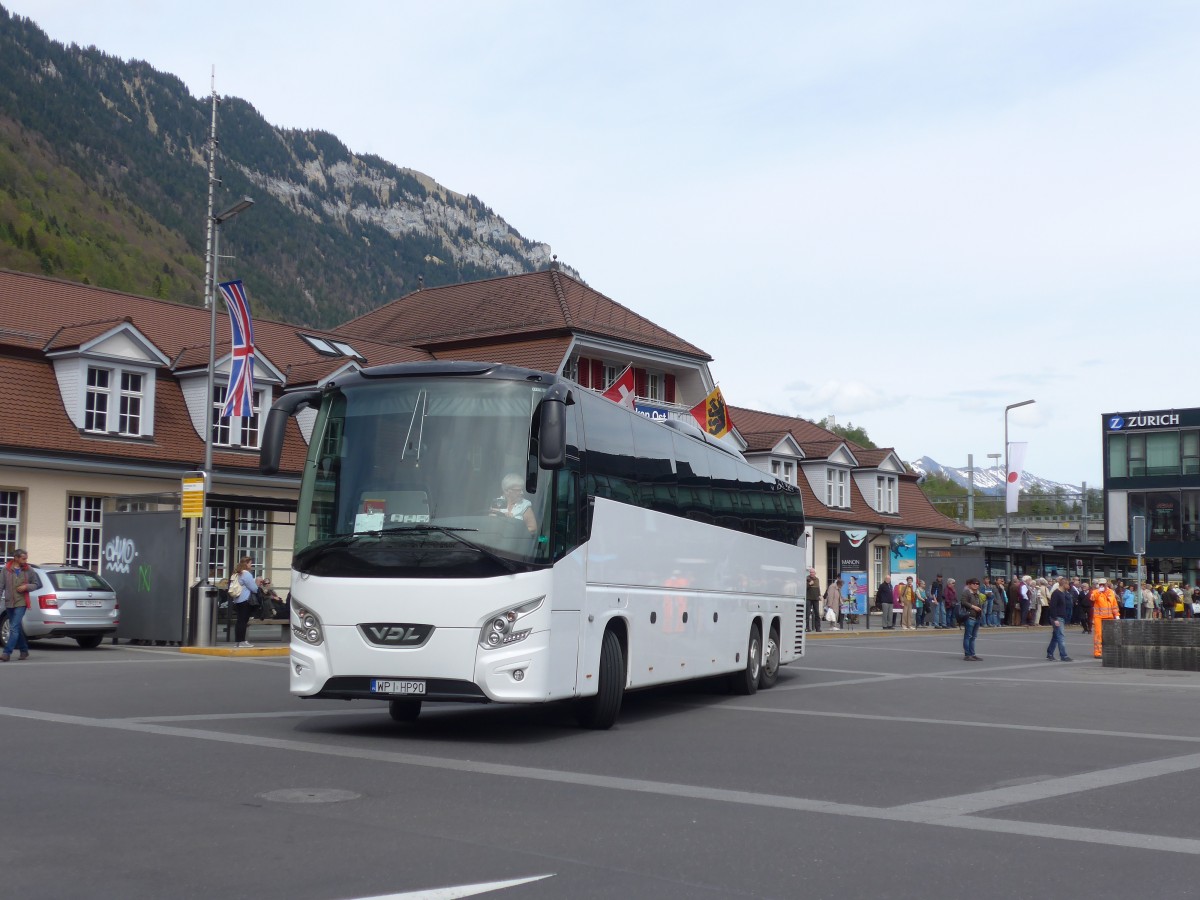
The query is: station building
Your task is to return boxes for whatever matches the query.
[1,264,970,636]
[1102,407,1200,585]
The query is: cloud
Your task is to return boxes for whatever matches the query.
[785,379,904,417]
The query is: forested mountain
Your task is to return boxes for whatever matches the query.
[0,6,569,328]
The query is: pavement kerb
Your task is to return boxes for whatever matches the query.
[179,646,289,657]
[807,625,1056,640]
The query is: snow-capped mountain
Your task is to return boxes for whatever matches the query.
[908,456,1080,495]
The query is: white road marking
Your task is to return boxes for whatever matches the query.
[346,875,554,899]
[720,704,1200,743]
[2,703,1199,855]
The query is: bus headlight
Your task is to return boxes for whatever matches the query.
[478,596,544,650]
[292,604,324,646]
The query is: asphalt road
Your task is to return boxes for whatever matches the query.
[2,625,1198,900]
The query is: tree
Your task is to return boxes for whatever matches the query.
[817,417,877,449]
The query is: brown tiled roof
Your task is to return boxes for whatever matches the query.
[339,269,711,360]
[728,404,969,535]
[0,353,308,472]
[0,269,427,378]
[430,336,573,374]
[42,318,135,353]
[730,406,840,446]
[739,431,792,453]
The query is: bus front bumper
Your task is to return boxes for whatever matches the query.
[290,625,554,703]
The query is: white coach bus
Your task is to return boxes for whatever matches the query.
[260,362,806,729]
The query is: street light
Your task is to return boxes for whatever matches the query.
[195,196,253,647]
[1004,400,1036,551]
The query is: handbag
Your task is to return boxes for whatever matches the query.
[823,605,837,624]
[227,575,244,599]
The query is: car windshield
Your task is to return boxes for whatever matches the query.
[293,376,555,577]
[49,571,113,591]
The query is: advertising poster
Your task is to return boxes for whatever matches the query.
[841,571,869,615]
[839,530,869,615]
[889,532,917,583]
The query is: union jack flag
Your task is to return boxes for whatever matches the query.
[218,280,256,418]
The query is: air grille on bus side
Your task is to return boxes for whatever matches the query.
[795,607,804,652]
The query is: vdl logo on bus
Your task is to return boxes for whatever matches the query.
[360,623,435,647]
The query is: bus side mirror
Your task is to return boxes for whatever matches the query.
[260,389,321,475]
[536,384,570,471]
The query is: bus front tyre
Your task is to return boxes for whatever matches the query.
[758,625,780,690]
[730,624,761,695]
[388,698,422,722]
[575,628,625,730]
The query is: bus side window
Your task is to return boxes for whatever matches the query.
[553,469,582,560]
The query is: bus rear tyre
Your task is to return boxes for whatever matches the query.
[388,699,422,722]
[759,626,780,689]
[575,628,625,730]
[730,624,761,695]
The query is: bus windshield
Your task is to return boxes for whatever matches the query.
[294,377,554,577]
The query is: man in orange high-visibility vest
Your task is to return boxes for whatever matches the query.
[1091,578,1120,658]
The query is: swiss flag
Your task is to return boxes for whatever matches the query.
[601,363,636,411]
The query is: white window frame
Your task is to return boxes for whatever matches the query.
[826,467,848,508]
[873,544,886,587]
[0,490,21,562]
[194,506,268,579]
[772,460,795,485]
[212,386,266,449]
[876,475,897,513]
[84,364,149,437]
[85,366,111,433]
[643,372,661,402]
[66,495,103,570]
[601,363,619,390]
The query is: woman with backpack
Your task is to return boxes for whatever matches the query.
[229,556,259,649]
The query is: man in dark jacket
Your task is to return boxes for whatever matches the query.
[876,576,895,629]
[806,570,821,633]
[1046,576,1073,661]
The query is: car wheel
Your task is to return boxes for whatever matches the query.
[0,615,9,647]
[75,635,104,649]
[759,626,780,689]
[729,623,761,695]
[575,627,625,730]
[388,699,422,722]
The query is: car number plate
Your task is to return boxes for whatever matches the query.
[371,679,426,695]
[75,599,103,608]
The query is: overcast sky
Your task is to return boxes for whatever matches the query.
[12,1,1200,486]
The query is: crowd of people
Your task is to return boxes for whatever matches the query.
[803,569,1200,662]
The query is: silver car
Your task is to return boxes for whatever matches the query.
[0,564,119,649]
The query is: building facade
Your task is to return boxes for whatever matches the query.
[2,265,971,628]
[1102,407,1200,584]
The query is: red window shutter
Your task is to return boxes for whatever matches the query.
[577,357,590,388]
[635,368,647,398]
[664,374,676,404]
[591,360,604,387]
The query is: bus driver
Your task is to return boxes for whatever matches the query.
[490,473,537,534]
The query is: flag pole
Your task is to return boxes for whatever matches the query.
[196,69,253,648]
[196,69,220,648]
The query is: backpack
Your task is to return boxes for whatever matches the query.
[227,575,244,599]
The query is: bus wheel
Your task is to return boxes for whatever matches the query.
[759,626,780,690]
[575,628,625,730]
[730,623,761,695]
[388,699,422,722]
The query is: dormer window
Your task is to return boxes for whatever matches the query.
[772,459,795,485]
[827,467,848,507]
[212,386,266,449]
[84,365,147,437]
[877,475,897,513]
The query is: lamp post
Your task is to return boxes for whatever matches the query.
[986,452,1002,540]
[1004,400,1036,552]
[194,197,253,647]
